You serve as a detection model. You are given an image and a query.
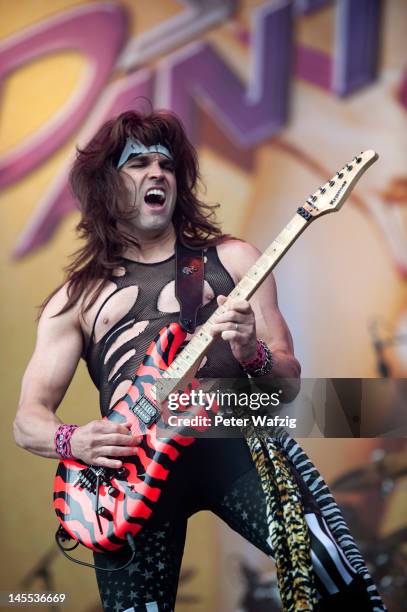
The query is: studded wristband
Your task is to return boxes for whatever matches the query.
[240,339,273,377]
[54,424,78,460]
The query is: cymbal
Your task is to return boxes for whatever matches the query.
[331,451,407,491]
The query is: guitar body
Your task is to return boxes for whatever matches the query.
[53,322,201,552]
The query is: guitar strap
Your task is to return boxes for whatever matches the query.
[175,241,204,333]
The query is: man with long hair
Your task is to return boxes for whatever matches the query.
[14,110,383,611]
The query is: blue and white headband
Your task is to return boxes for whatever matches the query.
[117,137,172,169]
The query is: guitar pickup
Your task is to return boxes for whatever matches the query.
[130,396,160,427]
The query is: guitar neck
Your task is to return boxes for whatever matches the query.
[152,213,308,402]
[225,213,308,303]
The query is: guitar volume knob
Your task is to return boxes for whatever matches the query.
[96,506,113,520]
[115,466,129,479]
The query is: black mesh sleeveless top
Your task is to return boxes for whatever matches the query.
[85,246,246,416]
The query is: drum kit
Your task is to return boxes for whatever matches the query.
[330,446,407,612]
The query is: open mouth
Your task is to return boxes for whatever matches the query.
[144,187,166,207]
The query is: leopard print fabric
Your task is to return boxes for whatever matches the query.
[245,433,318,611]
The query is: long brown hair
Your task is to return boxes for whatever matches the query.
[42,109,227,317]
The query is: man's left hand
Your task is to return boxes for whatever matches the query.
[210,295,258,363]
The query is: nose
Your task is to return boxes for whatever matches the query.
[148,160,164,180]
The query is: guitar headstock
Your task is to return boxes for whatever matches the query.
[297,150,379,221]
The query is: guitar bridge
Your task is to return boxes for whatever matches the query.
[130,395,160,427]
[75,466,114,493]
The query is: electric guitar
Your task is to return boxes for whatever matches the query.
[54,150,378,553]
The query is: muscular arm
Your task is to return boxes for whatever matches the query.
[215,240,301,399]
[14,286,140,467]
[13,286,83,457]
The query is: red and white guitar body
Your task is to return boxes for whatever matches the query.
[54,323,208,552]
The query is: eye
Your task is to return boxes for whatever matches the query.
[128,160,146,168]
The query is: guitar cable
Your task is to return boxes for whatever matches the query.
[55,527,137,572]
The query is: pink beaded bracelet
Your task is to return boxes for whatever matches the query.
[240,339,273,376]
[54,424,78,460]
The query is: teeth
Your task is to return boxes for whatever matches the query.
[146,188,165,198]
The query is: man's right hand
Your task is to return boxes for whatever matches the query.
[70,421,142,468]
